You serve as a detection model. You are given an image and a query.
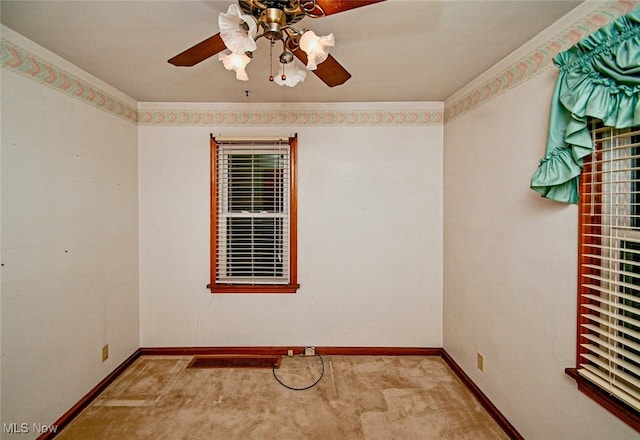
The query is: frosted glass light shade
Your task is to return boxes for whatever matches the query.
[218,4,258,54]
[218,52,251,81]
[275,63,307,87]
[299,31,334,70]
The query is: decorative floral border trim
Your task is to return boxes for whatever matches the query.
[138,108,443,126]
[1,36,440,127]
[1,38,138,124]
[444,0,639,123]
[3,0,635,127]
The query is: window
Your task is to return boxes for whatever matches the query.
[209,135,299,293]
[568,121,640,431]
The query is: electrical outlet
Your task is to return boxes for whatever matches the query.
[477,352,484,372]
[304,346,315,356]
[102,344,109,362]
[287,349,294,357]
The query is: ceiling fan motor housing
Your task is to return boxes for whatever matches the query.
[240,0,307,27]
[260,8,287,40]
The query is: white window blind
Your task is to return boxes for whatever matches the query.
[578,122,640,412]
[213,137,291,286]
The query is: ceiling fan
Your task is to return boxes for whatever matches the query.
[168,0,385,87]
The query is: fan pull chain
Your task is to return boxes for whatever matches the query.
[269,40,275,82]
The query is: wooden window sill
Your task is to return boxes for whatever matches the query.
[208,284,300,294]
[565,368,640,433]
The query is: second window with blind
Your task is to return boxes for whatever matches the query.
[209,135,299,293]
[569,121,640,429]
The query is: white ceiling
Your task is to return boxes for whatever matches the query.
[1,0,582,103]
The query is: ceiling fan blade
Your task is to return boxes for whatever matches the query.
[168,33,227,67]
[291,47,351,87]
[314,0,386,16]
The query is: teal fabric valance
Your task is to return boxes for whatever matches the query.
[530,7,640,203]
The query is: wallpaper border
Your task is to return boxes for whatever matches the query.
[2,1,637,127]
[1,38,139,124]
[137,108,443,127]
[444,0,639,123]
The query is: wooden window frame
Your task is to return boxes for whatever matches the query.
[567,121,640,433]
[208,135,299,294]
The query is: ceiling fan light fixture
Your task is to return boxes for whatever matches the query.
[219,4,258,54]
[275,62,307,87]
[218,52,251,81]
[170,0,374,87]
[299,30,334,70]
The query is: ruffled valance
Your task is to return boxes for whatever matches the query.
[530,7,640,203]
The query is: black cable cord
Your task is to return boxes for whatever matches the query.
[272,353,325,391]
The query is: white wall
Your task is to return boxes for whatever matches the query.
[138,107,443,348]
[443,66,638,439]
[4,1,638,437]
[1,31,139,437]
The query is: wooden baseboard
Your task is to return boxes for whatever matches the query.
[442,349,524,440]
[139,346,442,357]
[41,346,520,440]
[37,349,142,440]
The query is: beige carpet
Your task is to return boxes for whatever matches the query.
[56,355,509,439]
